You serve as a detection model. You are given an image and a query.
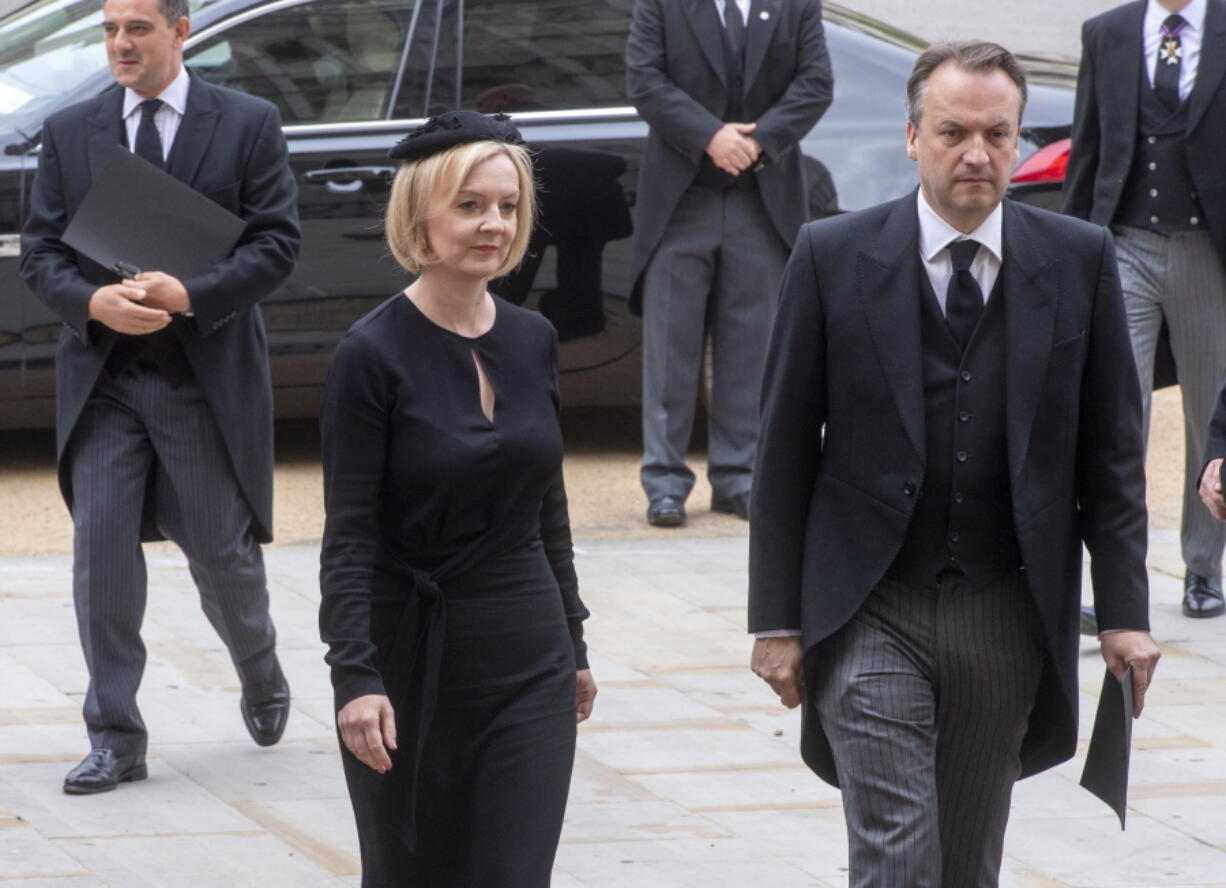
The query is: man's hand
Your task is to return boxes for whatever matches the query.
[1100,630,1161,717]
[705,122,762,175]
[751,635,805,708]
[1199,458,1226,520]
[87,284,172,335]
[130,271,191,315]
[337,693,397,773]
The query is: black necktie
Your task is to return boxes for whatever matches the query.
[1154,14,1186,112]
[945,240,984,351]
[134,98,164,167]
[724,0,746,58]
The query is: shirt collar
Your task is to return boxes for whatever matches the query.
[1145,0,1205,34]
[122,65,190,120]
[917,188,1003,265]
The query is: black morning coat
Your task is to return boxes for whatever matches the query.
[20,73,301,542]
[748,192,1151,786]
[624,0,834,312]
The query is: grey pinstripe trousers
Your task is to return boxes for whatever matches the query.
[813,571,1044,888]
[66,364,276,755]
[1114,226,1226,579]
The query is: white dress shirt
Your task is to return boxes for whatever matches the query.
[917,188,1003,312]
[122,65,190,163]
[713,0,752,27]
[1144,0,1204,101]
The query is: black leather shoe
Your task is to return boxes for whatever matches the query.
[711,491,750,521]
[1183,573,1225,619]
[647,496,686,527]
[1079,605,1099,637]
[240,656,290,746]
[63,748,147,795]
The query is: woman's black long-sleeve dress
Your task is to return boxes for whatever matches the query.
[319,293,590,887]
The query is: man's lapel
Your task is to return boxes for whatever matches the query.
[166,72,219,186]
[682,0,727,86]
[86,88,125,182]
[1001,200,1058,487]
[1104,2,1144,141]
[1186,0,1226,134]
[859,192,925,464]
[742,0,782,90]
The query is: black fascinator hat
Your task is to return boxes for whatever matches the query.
[388,110,524,163]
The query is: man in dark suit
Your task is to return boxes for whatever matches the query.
[749,42,1161,886]
[21,0,300,793]
[625,0,832,527]
[1064,0,1226,619]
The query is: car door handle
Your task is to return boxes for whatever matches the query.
[303,166,396,192]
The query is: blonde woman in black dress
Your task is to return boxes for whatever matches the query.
[319,111,596,887]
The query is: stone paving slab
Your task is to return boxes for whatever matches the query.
[0,532,1224,886]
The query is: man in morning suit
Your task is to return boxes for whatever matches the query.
[20,0,300,793]
[749,42,1161,886]
[625,0,832,527]
[1064,0,1226,619]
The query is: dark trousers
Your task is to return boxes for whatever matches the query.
[813,571,1045,888]
[66,363,276,754]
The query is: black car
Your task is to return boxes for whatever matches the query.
[0,0,1075,428]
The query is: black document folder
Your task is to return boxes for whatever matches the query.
[62,145,245,279]
[1079,665,1134,828]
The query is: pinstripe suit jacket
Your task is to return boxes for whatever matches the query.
[749,193,1150,785]
[20,73,301,542]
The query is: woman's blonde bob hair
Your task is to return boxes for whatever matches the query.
[385,140,536,278]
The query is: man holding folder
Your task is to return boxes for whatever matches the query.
[21,0,300,793]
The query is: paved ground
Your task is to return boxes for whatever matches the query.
[1,529,1224,887]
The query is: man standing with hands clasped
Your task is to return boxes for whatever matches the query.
[21,0,300,793]
[750,42,1161,887]
[1064,0,1226,620]
[625,0,832,527]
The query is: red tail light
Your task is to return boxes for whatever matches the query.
[1011,137,1071,184]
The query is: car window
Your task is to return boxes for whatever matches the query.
[459,0,633,114]
[186,0,415,124]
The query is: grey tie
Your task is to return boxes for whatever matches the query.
[724,0,746,58]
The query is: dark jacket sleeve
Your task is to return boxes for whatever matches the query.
[19,117,102,344]
[748,224,828,632]
[625,0,726,164]
[751,0,834,164]
[180,102,300,337]
[539,331,590,669]
[319,332,392,708]
[1076,229,1150,632]
[1062,19,1100,220]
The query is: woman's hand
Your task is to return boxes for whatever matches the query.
[338,694,397,772]
[575,669,597,723]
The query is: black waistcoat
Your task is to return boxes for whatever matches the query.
[888,272,1023,588]
[1114,66,1206,233]
[693,16,754,190]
